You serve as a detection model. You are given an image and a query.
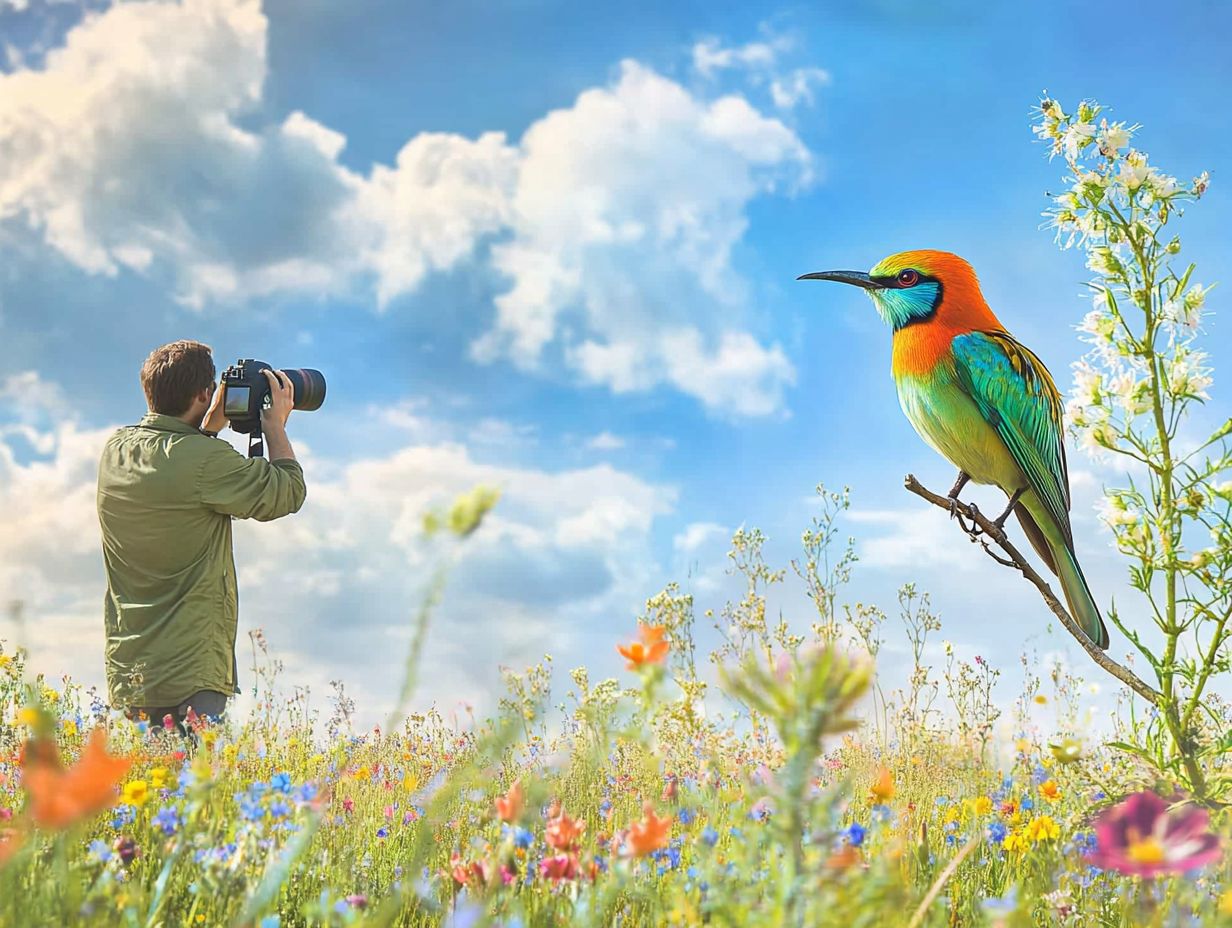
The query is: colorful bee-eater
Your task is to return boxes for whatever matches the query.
[799,249,1109,649]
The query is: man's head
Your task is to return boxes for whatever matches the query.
[141,341,215,425]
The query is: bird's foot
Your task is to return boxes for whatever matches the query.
[946,471,971,519]
[962,502,985,538]
[991,488,1026,532]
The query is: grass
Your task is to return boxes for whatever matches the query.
[0,499,1229,928]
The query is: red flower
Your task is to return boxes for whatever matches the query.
[623,802,672,857]
[538,853,579,882]
[496,780,524,823]
[616,624,669,670]
[546,809,585,851]
[1089,791,1221,877]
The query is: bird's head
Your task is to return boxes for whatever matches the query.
[799,250,992,332]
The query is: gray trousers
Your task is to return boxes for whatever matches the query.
[127,689,228,730]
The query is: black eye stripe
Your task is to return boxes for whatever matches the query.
[871,271,937,289]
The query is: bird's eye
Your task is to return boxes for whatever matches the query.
[897,269,920,287]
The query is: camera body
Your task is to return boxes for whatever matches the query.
[220,359,327,436]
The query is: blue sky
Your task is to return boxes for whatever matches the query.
[0,0,1228,725]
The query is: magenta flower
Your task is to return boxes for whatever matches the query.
[1089,791,1221,877]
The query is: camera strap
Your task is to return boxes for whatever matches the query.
[247,426,264,459]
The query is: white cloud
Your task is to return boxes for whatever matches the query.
[0,381,676,722]
[476,60,808,415]
[691,35,789,77]
[673,521,727,554]
[848,507,971,570]
[0,2,814,417]
[585,431,625,451]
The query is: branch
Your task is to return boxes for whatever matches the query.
[903,474,1162,705]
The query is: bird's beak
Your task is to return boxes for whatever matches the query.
[796,270,884,290]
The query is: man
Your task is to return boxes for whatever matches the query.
[97,340,307,728]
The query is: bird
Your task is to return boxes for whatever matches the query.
[799,249,1109,649]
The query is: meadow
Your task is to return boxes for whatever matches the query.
[1,98,1231,927]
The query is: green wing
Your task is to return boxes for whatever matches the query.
[952,331,1072,545]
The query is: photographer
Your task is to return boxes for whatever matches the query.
[97,340,307,730]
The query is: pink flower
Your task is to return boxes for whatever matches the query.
[538,853,579,882]
[1089,791,1221,877]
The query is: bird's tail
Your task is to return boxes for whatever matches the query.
[1015,502,1110,650]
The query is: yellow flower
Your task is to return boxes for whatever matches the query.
[973,796,993,815]
[1033,694,1048,705]
[222,744,239,764]
[42,688,59,704]
[354,766,371,781]
[61,719,77,737]
[1039,779,1062,802]
[149,767,169,790]
[122,780,149,808]
[403,773,420,793]
[201,730,218,751]
[0,654,11,670]
[1218,890,1232,915]
[17,708,40,727]
[1026,815,1060,843]
[1003,828,1030,852]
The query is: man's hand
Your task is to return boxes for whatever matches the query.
[261,369,295,430]
[202,381,228,435]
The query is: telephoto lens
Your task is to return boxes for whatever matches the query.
[284,369,326,411]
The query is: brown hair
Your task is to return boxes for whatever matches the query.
[140,340,215,416]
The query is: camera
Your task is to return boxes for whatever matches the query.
[221,359,326,438]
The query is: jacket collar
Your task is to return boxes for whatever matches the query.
[138,412,204,436]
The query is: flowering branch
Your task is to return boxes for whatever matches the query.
[903,474,1161,705]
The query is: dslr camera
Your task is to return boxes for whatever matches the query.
[221,359,326,456]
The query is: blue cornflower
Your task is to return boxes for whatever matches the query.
[376,827,389,839]
[513,827,534,849]
[844,823,866,848]
[153,807,180,835]
[238,795,265,822]
[678,807,695,825]
[294,783,317,804]
[599,799,612,816]
[1020,796,1034,811]
[701,826,719,847]
[986,821,1007,844]
[268,800,292,820]
[88,839,112,863]
[270,772,292,793]
[871,803,893,823]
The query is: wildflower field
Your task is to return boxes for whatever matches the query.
[2,98,1232,927]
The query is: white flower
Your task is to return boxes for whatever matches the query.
[1192,171,1211,197]
[1119,155,1150,191]
[1078,306,1116,343]
[1109,371,1150,417]
[1096,494,1140,528]
[1098,122,1131,155]
[1062,121,1097,160]
[1168,349,1213,399]
[1147,170,1178,198]
[1085,247,1122,277]
[1072,363,1104,406]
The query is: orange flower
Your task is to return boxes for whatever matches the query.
[623,801,672,857]
[22,728,132,830]
[869,767,894,802]
[496,780,524,823]
[546,809,586,851]
[1040,779,1062,802]
[616,624,669,670]
[825,844,862,871]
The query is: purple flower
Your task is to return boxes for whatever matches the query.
[1088,791,1221,877]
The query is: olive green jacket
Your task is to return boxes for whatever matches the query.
[97,414,306,708]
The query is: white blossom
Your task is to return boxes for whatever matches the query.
[1062,121,1096,160]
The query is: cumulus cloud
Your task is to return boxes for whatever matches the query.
[0,378,676,721]
[476,60,808,415]
[0,0,815,416]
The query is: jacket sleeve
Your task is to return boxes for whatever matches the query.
[198,442,307,522]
